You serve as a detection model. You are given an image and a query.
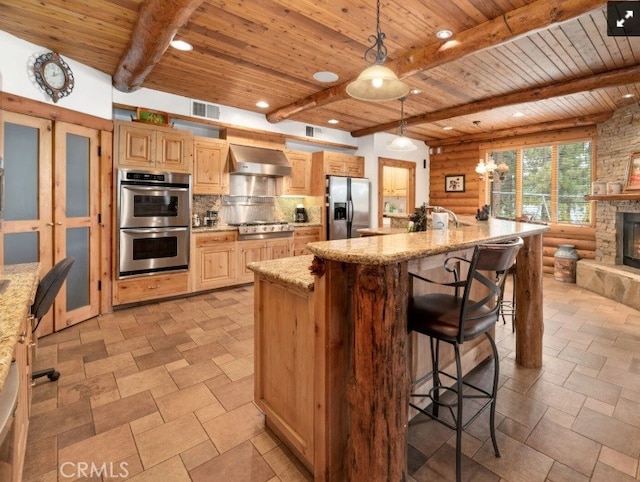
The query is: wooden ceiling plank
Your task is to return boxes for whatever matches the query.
[351,62,640,137]
[430,113,610,146]
[266,0,606,123]
[112,0,205,92]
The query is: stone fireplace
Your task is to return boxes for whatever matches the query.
[575,101,640,309]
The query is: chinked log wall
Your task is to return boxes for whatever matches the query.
[429,139,596,273]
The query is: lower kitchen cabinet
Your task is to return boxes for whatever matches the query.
[193,231,237,291]
[237,238,292,284]
[113,272,190,306]
[293,226,322,256]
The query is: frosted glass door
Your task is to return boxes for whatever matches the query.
[1,111,53,268]
[53,122,100,330]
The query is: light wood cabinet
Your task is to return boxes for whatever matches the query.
[115,121,193,172]
[193,138,229,194]
[281,150,312,195]
[254,267,316,471]
[311,151,365,195]
[113,272,190,305]
[237,238,292,283]
[315,151,364,178]
[293,226,321,256]
[193,231,237,291]
[383,166,408,196]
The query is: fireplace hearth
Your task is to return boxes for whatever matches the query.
[622,213,640,269]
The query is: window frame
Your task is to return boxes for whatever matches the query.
[479,129,596,227]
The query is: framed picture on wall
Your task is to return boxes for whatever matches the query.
[445,174,465,193]
[624,152,640,191]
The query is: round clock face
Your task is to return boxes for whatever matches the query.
[43,62,66,89]
[33,52,75,103]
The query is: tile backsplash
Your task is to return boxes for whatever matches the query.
[193,194,321,225]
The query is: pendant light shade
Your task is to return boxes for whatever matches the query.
[387,97,417,152]
[388,134,417,151]
[347,65,410,102]
[347,0,409,102]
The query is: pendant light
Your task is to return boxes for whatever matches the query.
[388,97,417,151]
[346,0,409,102]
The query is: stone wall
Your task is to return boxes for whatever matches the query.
[595,101,640,263]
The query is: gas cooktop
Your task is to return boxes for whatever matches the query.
[229,221,294,238]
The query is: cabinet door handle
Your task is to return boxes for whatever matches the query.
[55,222,62,226]
[46,222,54,226]
[148,285,159,290]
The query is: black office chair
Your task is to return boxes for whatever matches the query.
[31,257,75,382]
[408,238,523,482]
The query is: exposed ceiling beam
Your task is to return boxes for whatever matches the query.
[113,0,204,93]
[427,113,613,147]
[352,63,640,137]
[265,0,606,124]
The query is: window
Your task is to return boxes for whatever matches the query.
[490,140,592,225]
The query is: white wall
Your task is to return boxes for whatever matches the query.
[1,29,431,227]
[0,31,112,119]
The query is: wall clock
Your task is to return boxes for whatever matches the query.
[32,52,75,103]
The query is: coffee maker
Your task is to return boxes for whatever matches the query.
[295,204,308,223]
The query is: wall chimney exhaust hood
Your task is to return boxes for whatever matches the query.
[228,144,292,177]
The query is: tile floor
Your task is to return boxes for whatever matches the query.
[23,276,640,481]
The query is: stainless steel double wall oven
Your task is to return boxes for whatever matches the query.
[117,169,191,278]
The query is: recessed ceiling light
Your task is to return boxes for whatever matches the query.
[623,93,635,98]
[313,71,339,83]
[436,29,453,40]
[512,111,525,117]
[442,126,453,130]
[410,88,422,95]
[328,119,339,124]
[256,101,269,108]
[170,39,193,51]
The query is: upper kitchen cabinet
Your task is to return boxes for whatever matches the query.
[115,121,193,172]
[311,151,365,195]
[313,151,364,178]
[383,166,408,197]
[281,150,312,196]
[193,137,229,194]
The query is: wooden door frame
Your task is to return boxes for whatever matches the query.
[377,158,416,227]
[1,94,114,331]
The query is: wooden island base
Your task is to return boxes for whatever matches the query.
[250,219,548,480]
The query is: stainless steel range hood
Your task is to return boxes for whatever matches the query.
[228,144,292,177]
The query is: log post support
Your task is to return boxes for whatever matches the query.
[515,233,544,368]
[346,262,409,481]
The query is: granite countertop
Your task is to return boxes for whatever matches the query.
[0,263,40,391]
[358,227,409,236]
[247,255,315,291]
[307,218,549,265]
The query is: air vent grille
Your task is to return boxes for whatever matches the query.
[306,126,323,137]
[191,100,220,120]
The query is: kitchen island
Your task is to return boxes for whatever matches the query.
[249,218,548,481]
[0,263,40,482]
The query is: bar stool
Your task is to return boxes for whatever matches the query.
[499,216,531,331]
[408,237,523,482]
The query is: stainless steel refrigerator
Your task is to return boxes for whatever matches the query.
[326,176,370,239]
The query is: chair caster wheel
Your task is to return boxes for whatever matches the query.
[48,371,60,381]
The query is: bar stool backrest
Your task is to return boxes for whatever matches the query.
[456,238,523,343]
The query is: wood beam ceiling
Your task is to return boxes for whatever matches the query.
[352,63,640,137]
[264,0,607,124]
[113,0,204,92]
[428,113,612,147]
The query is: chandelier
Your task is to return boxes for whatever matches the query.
[346,0,409,102]
[387,97,416,151]
[476,157,509,181]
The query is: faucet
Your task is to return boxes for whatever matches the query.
[432,206,460,228]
